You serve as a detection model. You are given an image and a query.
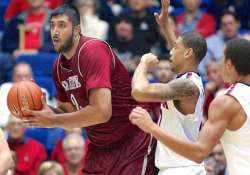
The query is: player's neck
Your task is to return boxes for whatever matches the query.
[63,36,80,60]
[237,74,250,85]
[177,63,198,75]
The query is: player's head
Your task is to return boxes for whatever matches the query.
[50,4,81,53]
[223,38,250,83]
[169,31,207,73]
[12,62,33,82]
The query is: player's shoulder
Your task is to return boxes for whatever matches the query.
[209,95,241,116]
[80,37,109,51]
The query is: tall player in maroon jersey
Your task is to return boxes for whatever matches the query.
[25,4,158,175]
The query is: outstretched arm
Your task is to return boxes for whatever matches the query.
[132,54,199,102]
[129,95,237,163]
[26,88,112,129]
[0,130,13,175]
[155,0,177,49]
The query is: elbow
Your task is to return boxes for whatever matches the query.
[192,147,208,164]
[131,87,147,102]
[98,107,112,123]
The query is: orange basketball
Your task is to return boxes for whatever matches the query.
[7,80,43,119]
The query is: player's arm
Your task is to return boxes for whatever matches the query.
[155,0,176,49]
[54,88,112,129]
[132,54,199,102]
[130,95,235,163]
[49,100,76,114]
[0,130,13,175]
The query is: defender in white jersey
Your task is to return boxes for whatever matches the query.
[130,1,207,174]
[130,37,250,174]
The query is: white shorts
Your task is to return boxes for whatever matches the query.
[158,165,206,175]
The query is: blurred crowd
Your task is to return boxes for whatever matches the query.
[1,0,250,174]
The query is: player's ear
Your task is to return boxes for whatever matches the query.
[184,48,194,60]
[74,24,81,37]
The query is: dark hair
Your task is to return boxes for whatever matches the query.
[220,10,239,22]
[50,4,80,26]
[225,38,250,75]
[181,31,207,63]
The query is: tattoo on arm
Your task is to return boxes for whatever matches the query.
[159,79,200,100]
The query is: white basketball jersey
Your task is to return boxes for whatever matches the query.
[155,72,205,170]
[221,82,250,175]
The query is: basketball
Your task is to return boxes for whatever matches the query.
[7,80,43,119]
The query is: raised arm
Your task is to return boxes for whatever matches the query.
[129,95,237,163]
[132,53,199,102]
[155,0,177,49]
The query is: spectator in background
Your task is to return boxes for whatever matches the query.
[51,128,88,164]
[1,0,53,57]
[0,62,50,127]
[208,0,250,29]
[119,0,161,54]
[203,61,230,117]
[212,143,229,175]
[152,57,174,83]
[204,157,219,175]
[4,0,63,22]
[62,133,86,175]
[76,0,109,41]
[38,161,64,175]
[109,16,149,61]
[7,117,48,175]
[107,0,123,16]
[176,0,216,38]
[199,10,240,77]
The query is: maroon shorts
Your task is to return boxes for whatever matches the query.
[83,129,157,175]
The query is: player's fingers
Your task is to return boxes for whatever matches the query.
[22,108,40,116]
[154,12,160,24]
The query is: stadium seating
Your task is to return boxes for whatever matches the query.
[16,52,58,97]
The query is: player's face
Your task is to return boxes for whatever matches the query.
[50,15,74,53]
[222,54,235,83]
[169,37,186,73]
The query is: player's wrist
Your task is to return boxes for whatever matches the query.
[149,123,159,135]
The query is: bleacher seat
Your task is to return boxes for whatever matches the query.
[25,128,65,154]
[16,52,57,76]
[16,52,58,97]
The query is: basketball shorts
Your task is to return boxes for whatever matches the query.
[83,129,157,175]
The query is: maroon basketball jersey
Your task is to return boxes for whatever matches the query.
[53,36,152,147]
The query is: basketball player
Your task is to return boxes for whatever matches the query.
[129,2,250,174]
[130,37,250,175]
[0,129,13,174]
[130,0,207,174]
[25,4,158,175]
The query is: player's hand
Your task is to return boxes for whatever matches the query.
[140,53,159,69]
[129,107,157,134]
[154,0,170,28]
[22,95,57,128]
